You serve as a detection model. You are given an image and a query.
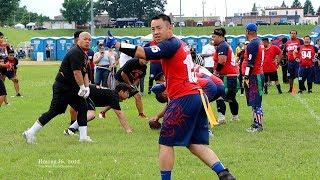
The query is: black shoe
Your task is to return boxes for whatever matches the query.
[16,93,22,97]
[298,90,303,94]
[218,169,236,180]
[64,128,78,135]
[308,90,312,93]
[287,90,292,93]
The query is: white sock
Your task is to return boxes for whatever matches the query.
[69,120,79,130]
[27,121,42,135]
[79,126,87,140]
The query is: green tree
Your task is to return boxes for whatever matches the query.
[60,0,91,25]
[291,0,302,8]
[95,0,166,25]
[0,0,20,26]
[303,0,315,15]
[316,6,320,15]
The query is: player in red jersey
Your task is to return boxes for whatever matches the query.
[286,30,304,93]
[261,38,283,94]
[242,23,265,133]
[294,35,318,93]
[105,14,235,180]
[212,28,239,123]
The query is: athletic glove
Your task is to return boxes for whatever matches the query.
[104,30,117,48]
[78,85,89,98]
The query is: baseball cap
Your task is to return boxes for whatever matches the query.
[246,23,257,32]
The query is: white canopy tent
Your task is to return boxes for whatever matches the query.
[14,23,25,29]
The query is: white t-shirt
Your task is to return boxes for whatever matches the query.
[202,43,215,68]
[119,53,132,68]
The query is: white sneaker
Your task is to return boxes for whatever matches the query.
[22,130,36,144]
[79,136,93,143]
[217,113,226,124]
[232,115,239,121]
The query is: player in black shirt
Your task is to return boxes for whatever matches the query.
[23,32,92,144]
[65,83,133,134]
[115,58,148,118]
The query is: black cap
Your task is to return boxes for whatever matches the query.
[74,30,84,39]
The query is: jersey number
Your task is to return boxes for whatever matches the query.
[183,55,197,83]
[301,51,312,59]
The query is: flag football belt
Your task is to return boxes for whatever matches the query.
[198,89,218,128]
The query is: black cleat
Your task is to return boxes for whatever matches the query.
[64,128,78,135]
[308,90,312,93]
[218,169,236,180]
[298,90,303,94]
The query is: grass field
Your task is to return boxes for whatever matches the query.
[1,24,316,46]
[1,63,320,179]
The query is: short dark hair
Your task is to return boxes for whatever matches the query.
[281,37,288,43]
[304,35,311,40]
[213,28,226,37]
[151,14,172,25]
[155,93,168,103]
[0,32,3,37]
[290,30,297,35]
[74,30,84,39]
[8,49,14,54]
[261,37,269,42]
[115,83,131,93]
[154,72,164,82]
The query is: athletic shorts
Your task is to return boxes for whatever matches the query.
[245,74,264,107]
[159,94,209,147]
[221,76,238,102]
[2,70,15,79]
[287,61,299,79]
[264,71,278,82]
[87,98,95,111]
[298,67,314,83]
[0,79,7,96]
[203,80,225,102]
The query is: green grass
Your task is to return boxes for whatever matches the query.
[1,63,320,179]
[1,25,316,46]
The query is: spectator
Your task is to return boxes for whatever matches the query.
[93,43,111,87]
[45,44,51,59]
[201,40,215,73]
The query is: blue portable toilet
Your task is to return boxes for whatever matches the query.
[30,37,45,61]
[182,36,198,52]
[120,36,134,44]
[56,37,73,61]
[197,36,211,53]
[43,37,58,60]
[237,35,247,45]
[225,35,237,52]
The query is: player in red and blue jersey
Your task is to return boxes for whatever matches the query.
[212,28,239,123]
[294,35,318,93]
[286,30,304,93]
[262,37,283,94]
[105,14,235,180]
[242,23,265,133]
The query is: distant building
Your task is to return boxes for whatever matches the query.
[115,18,144,28]
[94,12,110,28]
[226,4,319,25]
[43,15,76,29]
[169,13,220,27]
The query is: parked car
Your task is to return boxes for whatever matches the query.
[274,22,291,25]
[256,21,270,26]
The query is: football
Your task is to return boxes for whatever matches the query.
[148,120,161,129]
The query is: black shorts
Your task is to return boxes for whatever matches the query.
[264,71,278,82]
[87,98,95,110]
[221,76,238,102]
[0,79,7,96]
[2,70,15,79]
[49,81,88,114]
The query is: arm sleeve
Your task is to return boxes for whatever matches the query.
[217,43,228,56]
[247,41,259,67]
[70,49,84,71]
[144,38,180,60]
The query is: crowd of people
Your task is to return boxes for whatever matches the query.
[0,12,317,180]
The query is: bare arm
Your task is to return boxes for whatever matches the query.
[113,109,132,133]
[150,105,167,122]
[218,55,227,65]
[73,70,85,86]
[84,72,89,87]
[121,72,132,85]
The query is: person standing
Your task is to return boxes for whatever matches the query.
[294,36,318,93]
[201,40,216,73]
[93,43,111,87]
[2,50,22,97]
[105,14,235,180]
[242,23,265,133]
[286,30,304,93]
[280,37,288,83]
[23,32,92,144]
[261,38,283,94]
[212,28,239,123]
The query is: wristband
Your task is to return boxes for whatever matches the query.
[119,43,138,57]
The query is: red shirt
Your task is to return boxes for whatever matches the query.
[286,38,303,61]
[297,45,317,67]
[159,40,198,100]
[263,45,281,73]
[213,41,239,75]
